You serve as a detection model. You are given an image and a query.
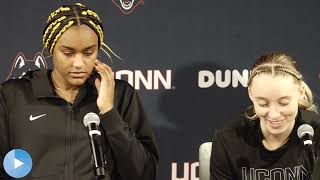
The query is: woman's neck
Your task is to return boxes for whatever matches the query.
[261,123,294,151]
[51,71,79,103]
[51,71,78,91]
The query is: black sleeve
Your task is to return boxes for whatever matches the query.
[210,132,234,180]
[99,85,159,180]
[0,85,11,179]
[312,125,320,179]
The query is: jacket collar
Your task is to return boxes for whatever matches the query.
[30,69,56,98]
[28,69,98,105]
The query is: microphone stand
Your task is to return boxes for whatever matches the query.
[304,144,315,180]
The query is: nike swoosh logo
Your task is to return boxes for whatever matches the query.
[29,114,47,121]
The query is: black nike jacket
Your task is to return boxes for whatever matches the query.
[0,69,159,180]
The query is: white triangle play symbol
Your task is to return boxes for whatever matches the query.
[14,158,24,169]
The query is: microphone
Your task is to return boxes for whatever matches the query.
[297,124,315,179]
[83,112,106,178]
[298,124,314,146]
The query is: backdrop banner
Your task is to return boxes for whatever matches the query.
[1,1,320,179]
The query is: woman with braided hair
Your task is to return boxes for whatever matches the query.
[0,3,158,180]
[210,53,320,180]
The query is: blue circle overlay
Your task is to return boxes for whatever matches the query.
[3,149,32,178]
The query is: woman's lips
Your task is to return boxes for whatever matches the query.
[69,72,87,78]
[267,119,284,129]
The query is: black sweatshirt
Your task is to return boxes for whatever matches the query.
[0,69,159,180]
[210,110,320,180]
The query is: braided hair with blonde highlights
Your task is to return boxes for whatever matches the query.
[42,3,120,60]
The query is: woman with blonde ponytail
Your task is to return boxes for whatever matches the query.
[210,52,320,180]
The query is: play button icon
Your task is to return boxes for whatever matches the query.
[3,149,32,178]
[14,158,24,169]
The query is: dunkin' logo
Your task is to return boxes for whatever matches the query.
[112,0,144,14]
[7,52,47,80]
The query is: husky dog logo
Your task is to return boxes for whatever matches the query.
[7,52,47,80]
[112,0,144,14]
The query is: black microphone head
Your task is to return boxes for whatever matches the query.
[297,124,314,139]
[83,112,100,127]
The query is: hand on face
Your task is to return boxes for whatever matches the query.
[94,59,115,114]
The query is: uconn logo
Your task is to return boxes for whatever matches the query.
[114,70,172,90]
[241,166,308,180]
[171,162,199,180]
[112,0,144,15]
[7,52,47,80]
[198,70,249,88]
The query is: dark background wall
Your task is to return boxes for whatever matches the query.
[1,1,320,179]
